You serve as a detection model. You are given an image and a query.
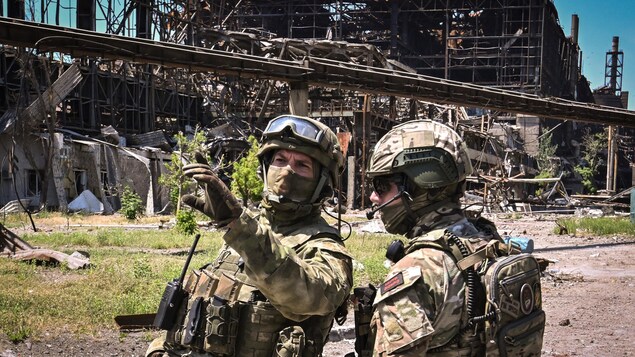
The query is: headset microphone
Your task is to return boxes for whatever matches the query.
[365,192,404,219]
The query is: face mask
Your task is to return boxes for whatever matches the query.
[379,202,411,235]
[266,165,318,203]
[380,185,462,236]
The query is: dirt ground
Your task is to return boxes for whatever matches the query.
[1,213,634,357]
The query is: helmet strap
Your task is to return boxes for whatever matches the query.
[309,167,329,203]
[399,189,419,231]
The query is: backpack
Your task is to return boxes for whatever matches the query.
[478,249,545,356]
[406,222,545,357]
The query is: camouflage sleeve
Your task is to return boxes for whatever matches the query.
[223,208,353,322]
[371,249,464,356]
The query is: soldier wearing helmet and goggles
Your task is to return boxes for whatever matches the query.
[147,115,352,357]
[358,120,509,356]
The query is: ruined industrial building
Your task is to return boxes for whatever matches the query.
[0,0,633,216]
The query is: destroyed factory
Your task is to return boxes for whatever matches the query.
[0,0,634,217]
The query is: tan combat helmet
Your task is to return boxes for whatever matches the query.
[258,115,344,203]
[367,119,472,190]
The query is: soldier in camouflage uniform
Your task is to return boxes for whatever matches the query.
[146,115,353,357]
[363,119,500,356]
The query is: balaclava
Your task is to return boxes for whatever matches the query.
[261,152,323,223]
[380,182,464,237]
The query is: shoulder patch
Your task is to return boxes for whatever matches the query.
[380,272,404,294]
[374,266,423,305]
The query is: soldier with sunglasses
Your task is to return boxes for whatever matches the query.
[146,115,353,357]
[358,119,507,357]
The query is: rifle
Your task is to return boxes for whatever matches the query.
[153,233,201,330]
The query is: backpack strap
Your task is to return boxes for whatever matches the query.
[456,240,503,271]
[405,229,487,351]
[405,229,464,262]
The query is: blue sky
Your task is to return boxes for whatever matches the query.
[553,1,635,110]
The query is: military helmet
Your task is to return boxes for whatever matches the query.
[367,119,472,189]
[258,115,344,191]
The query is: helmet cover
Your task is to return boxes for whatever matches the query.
[367,119,472,189]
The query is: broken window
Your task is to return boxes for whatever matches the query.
[74,170,87,195]
[101,171,112,196]
[26,170,43,197]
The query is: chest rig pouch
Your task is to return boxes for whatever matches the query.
[165,252,248,355]
[162,215,348,357]
[164,247,317,357]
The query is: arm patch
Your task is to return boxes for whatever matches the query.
[380,272,404,294]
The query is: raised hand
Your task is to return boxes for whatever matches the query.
[181,151,242,225]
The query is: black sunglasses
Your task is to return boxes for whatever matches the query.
[372,176,402,195]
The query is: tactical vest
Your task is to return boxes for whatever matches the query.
[405,218,545,357]
[164,230,345,357]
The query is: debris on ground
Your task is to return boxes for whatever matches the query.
[0,223,90,269]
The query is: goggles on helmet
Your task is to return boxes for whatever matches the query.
[263,116,329,152]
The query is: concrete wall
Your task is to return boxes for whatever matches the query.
[516,115,541,157]
[0,132,47,208]
[0,133,171,214]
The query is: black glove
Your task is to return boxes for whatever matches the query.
[181,152,242,226]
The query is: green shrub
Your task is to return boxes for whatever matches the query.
[120,186,143,220]
[175,209,199,235]
[231,135,263,206]
[572,129,607,194]
[159,130,207,210]
[536,131,557,176]
[574,165,596,194]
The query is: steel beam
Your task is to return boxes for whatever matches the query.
[0,17,634,127]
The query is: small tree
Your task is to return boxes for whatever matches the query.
[231,135,263,206]
[534,131,558,197]
[574,129,607,194]
[175,208,199,235]
[536,131,557,177]
[120,186,143,220]
[159,129,207,210]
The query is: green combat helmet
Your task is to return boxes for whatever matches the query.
[367,119,472,190]
[258,115,345,215]
[366,119,473,234]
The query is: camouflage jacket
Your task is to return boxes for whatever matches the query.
[147,207,353,357]
[224,207,353,321]
[370,218,492,357]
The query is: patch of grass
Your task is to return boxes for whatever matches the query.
[21,228,216,250]
[555,217,635,236]
[324,213,369,226]
[344,232,397,286]
[0,229,225,339]
[0,212,397,340]
[5,320,32,343]
[1,211,167,229]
